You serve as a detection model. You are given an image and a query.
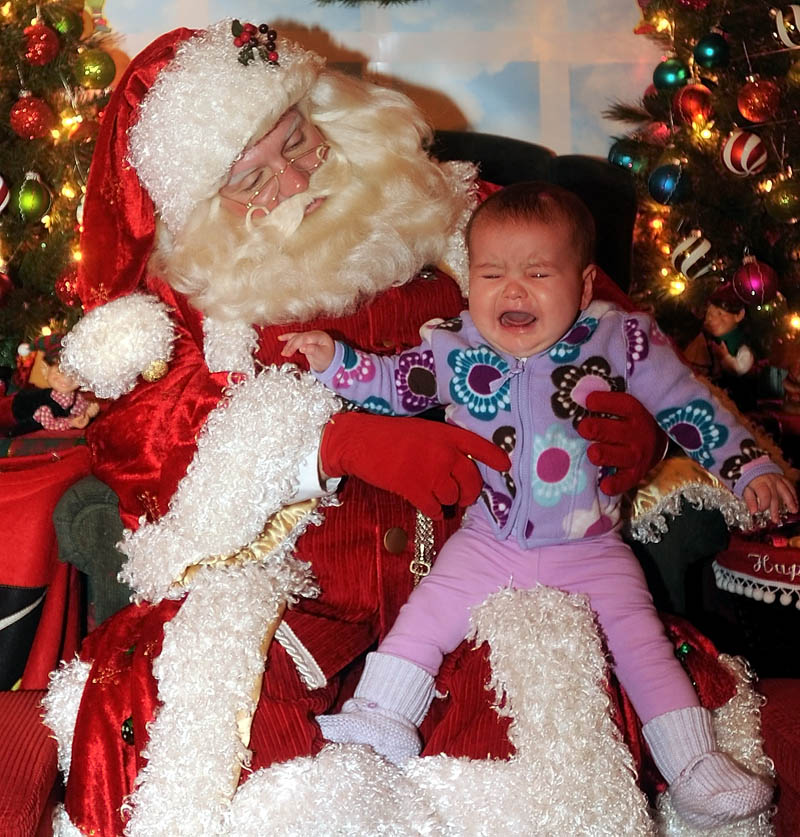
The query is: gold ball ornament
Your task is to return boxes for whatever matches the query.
[737,77,781,123]
[765,178,800,222]
[73,48,116,89]
[142,359,168,383]
[787,60,800,89]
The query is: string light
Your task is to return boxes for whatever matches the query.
[790,314,800,330]
[669,278,686,296]
[650,218,664,231]
[661,243,671,255]
[41,326,52,337]
[61,184,76,199]
[660,267,670,276]
[72,248,82,262]
[1,2,11,16]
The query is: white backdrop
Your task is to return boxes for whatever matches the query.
[106,0,661,156]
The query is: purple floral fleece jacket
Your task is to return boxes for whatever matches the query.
[315,299,778,547]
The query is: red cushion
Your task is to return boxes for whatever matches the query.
[759,678,800,837]
[0,690,58,837]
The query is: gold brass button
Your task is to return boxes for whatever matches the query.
[383,527,408,554]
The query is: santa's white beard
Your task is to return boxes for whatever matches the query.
[154,147,467,326]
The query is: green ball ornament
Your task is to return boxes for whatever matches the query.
[73,48,116,89]
[693,33,729,68]
[45,5,84,39]
[15,172,51,223]
[765,178,800,222]
[608,141,646,174]
[653,57,690,91]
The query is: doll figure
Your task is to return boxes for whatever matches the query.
[8,339,98,436]
[703,284,754,378]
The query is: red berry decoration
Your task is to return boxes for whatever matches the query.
[737,77,781,123]
[9,93,56,140]
[673,83,713,124]
[24,22,60,66]
[721,129,767,176]
[54,267,81,308]
[732,255,779,305]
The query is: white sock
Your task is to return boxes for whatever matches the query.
[317,652,435,766]
[642,706,773,828]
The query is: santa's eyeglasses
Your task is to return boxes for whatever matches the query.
[224,142,329,214]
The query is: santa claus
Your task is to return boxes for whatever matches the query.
[43,20,771,837]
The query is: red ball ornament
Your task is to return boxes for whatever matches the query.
[23,22,60,66]
[54,267,81,308]
[732,255,779,305]
[737,77,781,123]
[673,83,713,124]
[638,121,671,145]
[721,129,767,176]
[9,93,56,140]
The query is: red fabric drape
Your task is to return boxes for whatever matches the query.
[0,444,91,688]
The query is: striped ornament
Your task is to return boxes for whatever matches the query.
[721,129,767,176]
[0,176,8,213]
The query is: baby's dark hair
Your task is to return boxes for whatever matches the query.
[466,181,597,269]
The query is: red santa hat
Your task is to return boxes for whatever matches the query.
[64,21,325,397]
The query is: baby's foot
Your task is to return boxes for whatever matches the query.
[669,751,773,828]
[317,697,421,766]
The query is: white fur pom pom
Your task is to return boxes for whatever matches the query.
[60,294,175,399]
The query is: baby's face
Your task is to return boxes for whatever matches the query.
[467,216,594,358]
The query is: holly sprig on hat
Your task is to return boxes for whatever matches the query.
[231,20,279,66]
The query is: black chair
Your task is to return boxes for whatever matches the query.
[431,130,637,293]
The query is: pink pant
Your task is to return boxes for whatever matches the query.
[379,512,698,724]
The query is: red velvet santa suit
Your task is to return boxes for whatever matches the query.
[44,23,766,837]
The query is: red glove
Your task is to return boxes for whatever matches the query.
[320,412,511,519]
[576,391,668,496]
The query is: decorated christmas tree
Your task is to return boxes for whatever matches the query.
[0,0,113,373]
[607,0,800,375]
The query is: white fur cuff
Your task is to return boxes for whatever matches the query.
[118,365,339,602]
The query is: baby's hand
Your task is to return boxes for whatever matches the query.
[743,473,799,524]
[85,401,100,418]
[278,330,335,373]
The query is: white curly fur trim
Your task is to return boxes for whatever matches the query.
[118,365,339,602]
[652,655,775,836]
[129,20,324,234]
[123,562,317,837]
[203,316,258,376]
[60,294,176,399]
[52,804,85,837]
[42,657,92,782]
[227,586,655,836]
[439,160,479,297]
[628,482,753,545]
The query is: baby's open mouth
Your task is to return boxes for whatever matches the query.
[500,311,536,327]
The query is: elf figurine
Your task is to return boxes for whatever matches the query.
[698,283,758,411]
[703,283,754,377]
[6,337,98,436]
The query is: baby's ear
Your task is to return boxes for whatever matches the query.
[580,264,596,308]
